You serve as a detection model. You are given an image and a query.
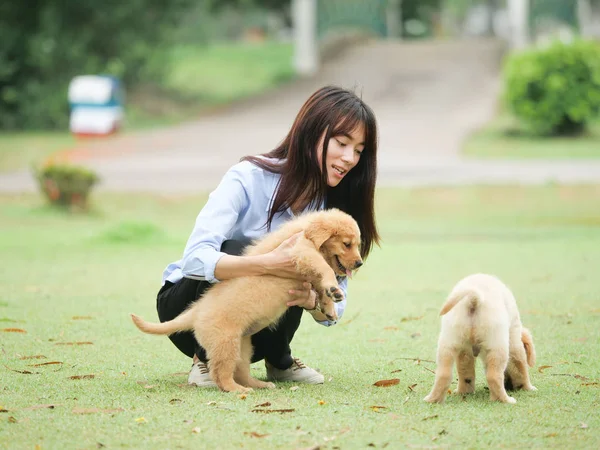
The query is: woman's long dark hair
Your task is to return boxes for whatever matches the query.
[243,85,380,259]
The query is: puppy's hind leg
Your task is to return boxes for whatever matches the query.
[424,347,455,404]
[234,337,276,390]
[485,348,515,404]
[206,334,252,394]
[455,349,476,394]
[507,330,536,392]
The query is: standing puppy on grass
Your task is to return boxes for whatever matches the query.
[424,273,537,404]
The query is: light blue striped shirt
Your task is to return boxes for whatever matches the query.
[162,159,347,326]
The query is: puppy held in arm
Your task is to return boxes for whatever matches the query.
[424,273,537,404]
[131,208,363,394]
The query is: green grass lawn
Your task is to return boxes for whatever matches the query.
[166,42,294,104]
[463,114,600,159]
[0,132,77,173]
[1,186,599,449]
[0,41,294,173]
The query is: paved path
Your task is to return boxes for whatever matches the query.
[1,39,599,193]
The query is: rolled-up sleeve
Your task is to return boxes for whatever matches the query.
[181,166,250,283]
[316,276,348,327]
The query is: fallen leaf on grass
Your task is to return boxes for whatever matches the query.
[2,328,26,333]
[391,369,402,373]
[370,405,387,412]
[244,431,269,438]
[254,402,271,408]
[290,386,299,391]
[582,382,599,386]
[422,414,438,421]
[318,400,326,405]
[408,384,418,392]
[374,378,400,387]
[411,332,421,339]
[4,366,36,375]
[135,417,147,423]
[19,355,47,360]
[54,342,93,346]
[397,357,436,364]
[69,374,95,380]
[29,361,63,367]
[8,416,17,423]
[136,381,157,389]
[169,399,182,404]
[538,365,552,373]
[401,315,424,322]
[72,408,124,414]
[545,433,558,438]
[192,427,201,434]
[71,316,93,320]
[580,422,588,429]
[251,408,295,414]
[238,394,247,400]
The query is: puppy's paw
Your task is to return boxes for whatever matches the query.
[233,386,254,394]
[505,396,517,404]
[323,285,344,302]
[524,385,537,391]
[423,394,444,404]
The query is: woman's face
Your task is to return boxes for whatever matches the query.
[317,123,365,187]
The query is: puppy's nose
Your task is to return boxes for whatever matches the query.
[354,260,363,269]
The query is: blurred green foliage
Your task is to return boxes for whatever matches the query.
[0,0,195,130]
[503,39,600,136]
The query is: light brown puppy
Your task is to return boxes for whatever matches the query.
[131,208,362,393]
[424,274,537,404]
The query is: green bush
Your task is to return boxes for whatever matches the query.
[33,163,100,210]
[503,39,600,135]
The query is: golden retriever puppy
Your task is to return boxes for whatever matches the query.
[424,273,537,404]
[131,208,363,394]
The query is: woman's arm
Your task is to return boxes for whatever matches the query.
[214,232,305,280]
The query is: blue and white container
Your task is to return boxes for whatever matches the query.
[68,75,124,136]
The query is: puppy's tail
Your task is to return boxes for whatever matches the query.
[130,309,194,336]
[439,288,483,316]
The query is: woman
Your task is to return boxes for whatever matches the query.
[157,85,380,387]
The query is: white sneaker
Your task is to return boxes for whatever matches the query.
[187,361,217,388]
[265,358,324,384]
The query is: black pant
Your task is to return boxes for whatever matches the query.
[156,240,303,370]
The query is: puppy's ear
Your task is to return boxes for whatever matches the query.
[304,220,335,249]
[521,328,536,368]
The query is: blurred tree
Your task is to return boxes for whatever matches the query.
[0,0,195,129]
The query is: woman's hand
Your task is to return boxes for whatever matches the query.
[287,282,317,309]
[260,231,305,279]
